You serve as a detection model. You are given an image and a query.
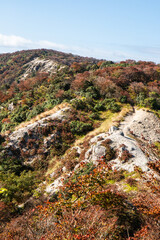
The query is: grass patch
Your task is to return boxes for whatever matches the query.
[124,183,138,192]
[73,105,131,150]
[89,105,132,136]
[45,156,62,177]
[106,179,116,184]
[123,171,140,179]
[154,141,160,150]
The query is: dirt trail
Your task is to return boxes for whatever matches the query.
[119,108,160,143]
[119,108,160,161]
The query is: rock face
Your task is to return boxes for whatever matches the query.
[46,176,63,195]
[8,107,70,148]
[84,128,149,172]
[85,142,107,164]
[4,106,71,165]
[8,102,14,112]
[44,133,57,148]
[21,57,64,80]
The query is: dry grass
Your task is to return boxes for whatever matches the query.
[73,105,132,147]
[15,102,70,130]
[45,156,62,177]
[89,105,132,135]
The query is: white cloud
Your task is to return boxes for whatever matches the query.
[0,34,32,47]
[0,33,129,61]
[0,33,159,63]
[37,40,67,50]
[135,46,160,56]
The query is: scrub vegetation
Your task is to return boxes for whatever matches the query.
[0,49,159,239]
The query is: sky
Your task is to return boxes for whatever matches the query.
[0,0,160,63]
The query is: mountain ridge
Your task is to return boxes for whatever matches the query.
[0,49,159,239]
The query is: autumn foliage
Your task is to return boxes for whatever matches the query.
[0,50,160,239]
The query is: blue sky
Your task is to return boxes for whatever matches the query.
[0,0,160,62]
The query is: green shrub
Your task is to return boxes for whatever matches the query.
[71,98,87,111]
[108,102,121,112]
[0,110,8,122]
[136,92,146,106]
[94,101,106,111]
[1,123,15,132]
[11,105,29,123]
[71,98,95,112]
[0,170,39,204]
[89,112,100,120]
[144,97,160,110]
[85,86,100,99]
[104,99,121,112]
[120,95,127,103]
[26,104,44,120]
[0,156,24,175]
[70,121,93,135]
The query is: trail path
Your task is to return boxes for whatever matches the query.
[45,108,160,195]
[119,108,160,142]
[119,108,160,162]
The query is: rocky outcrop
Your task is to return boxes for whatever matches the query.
[8,102,14,112]
[46,176,64,195]
[84,127,149,172]
[4,107,71,165]
[8,107,70,148]
[45,109,160,195]
[21,57,64,80]
[45,126,150,195]
[44,133,58,148]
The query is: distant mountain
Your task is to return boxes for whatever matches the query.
[0,49,100,86]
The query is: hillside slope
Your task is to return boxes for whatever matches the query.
[0,49,160,239]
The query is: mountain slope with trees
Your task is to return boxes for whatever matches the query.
[0,49,159,239]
